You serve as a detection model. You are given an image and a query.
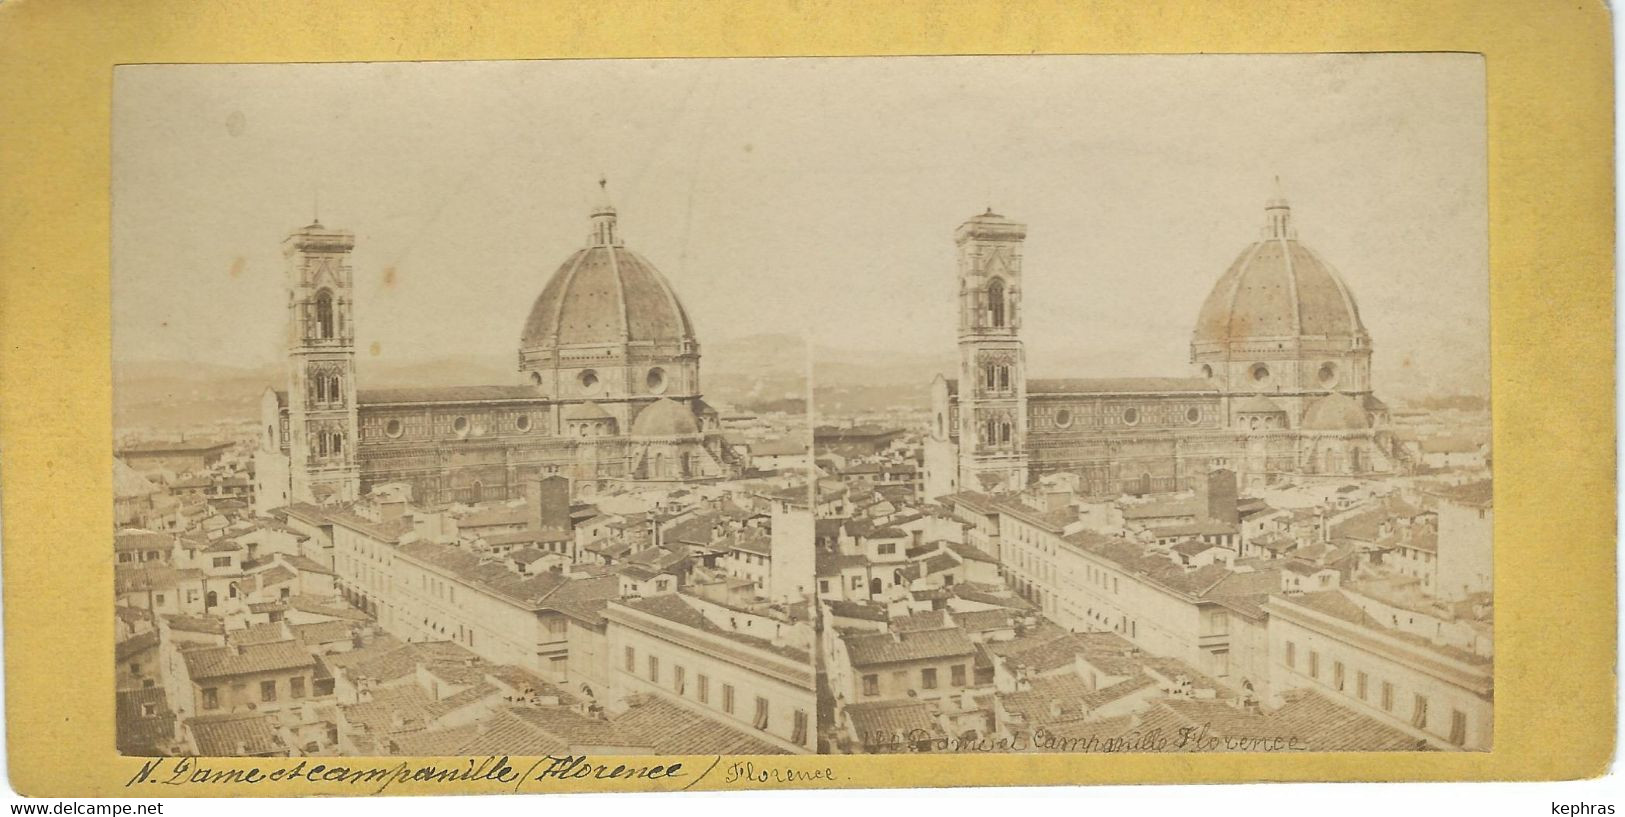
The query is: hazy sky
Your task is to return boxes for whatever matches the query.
[114,55,1488,394]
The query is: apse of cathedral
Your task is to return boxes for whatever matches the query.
[924,192,1394,500]
[255,192,740,512]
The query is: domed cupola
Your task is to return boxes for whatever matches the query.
[518,181,701,405]
[1191,185,1373,398]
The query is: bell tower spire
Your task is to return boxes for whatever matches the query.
[954,209,1030,492]
[283,220,360,505]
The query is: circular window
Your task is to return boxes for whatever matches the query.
[385,419,404,438]
[1186,407,1201,424]
[1123,407,1140,426]
[452,416,469,435]
[646,367,667,394]
[515,414,532,432]
[578,369,600,394]
[1054,409,1073,429]
[1318,362,1338,386]
[1250,363,1270,383]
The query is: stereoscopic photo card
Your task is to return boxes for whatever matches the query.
[0,0,1613,797]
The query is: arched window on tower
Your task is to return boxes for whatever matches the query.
[1000,421,1012,444]
[328,374,342,405]
[997,365,1010,392]
[315,290,335,339]
[986,279,1006,328]
[985,419,998,447]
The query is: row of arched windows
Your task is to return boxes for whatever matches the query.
[314,289,337,339]
[315,430,345,457]
[310,372,344,405]
[980,361,1014,393]
[978,418,1014,446]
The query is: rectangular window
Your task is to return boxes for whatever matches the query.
[878,542,895,555]
[128,662,140,675]
[260,680,277,702]
[1209,610,1229,635]
[1333,661,1345,691]
[921,668,938,689]
[202,687,219,710]
[1357,671,1368,700]
[1308,650,1319,679]
[647,655,659,683]
[722,683,735,715]
[697,674,709,704]
[1449,709,1468,746]
[1381,681,1394,712]
[212,557,231,568]
[154,594,165,605]
[862,674,879,696]
[624,646,635,672]
[850,576,862,590]
[290,676,306,699]
[673,665,686,696]
[950,664,966,687]
[791,709,809,745]
[753,696,770,730]
[1412,694,1429,729]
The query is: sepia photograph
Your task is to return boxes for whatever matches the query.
[804,54,1493,754]
[112,61,819,758]
[111,54,1491,761]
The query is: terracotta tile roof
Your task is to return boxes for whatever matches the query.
[183,640,314,681]
[164,613,225,635]
[290,620,360,646]
[345,641,482,685]
[396,541,570,609]
[286,595,372,621]
[116,687,176,754]
[540,574,622,625]
[845,700,944,745]
[949,608,1017,633]
[890,610,949,633]
[825,599,888,622]
[618,594,812,665]
[116,631,160,662]
[115,530,173,552]
[226,622,292,647]
[945,541,997,563]
[185,712,287,756]
[844,628,976,668]
[115,565,205,594]
[610,695,791,754]
[281,554,336,576]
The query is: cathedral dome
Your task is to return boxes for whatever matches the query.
[632,398,700,437]
[1193,196,1368,347]
[520,205,696,352]
[1301,392,1370,431]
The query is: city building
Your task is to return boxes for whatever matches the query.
[926,195,1395,500]
[255,191,744,512]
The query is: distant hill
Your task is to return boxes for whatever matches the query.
[112,333,811,434]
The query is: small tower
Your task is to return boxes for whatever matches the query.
[284,220,360,505]
[955,209,1030,492]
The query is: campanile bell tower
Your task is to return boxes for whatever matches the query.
[955,209,1030,492]
[284,220,360,505]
